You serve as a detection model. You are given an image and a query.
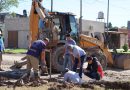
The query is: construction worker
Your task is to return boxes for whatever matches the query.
[63,34,76,72]
[0,29,5,71]
[84,56,104,80]
[63,68,82,84]
[26,38,49,80]
[67,45,86,78]
[52,22,59,41]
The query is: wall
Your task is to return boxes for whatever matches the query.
[81,19,105,34]
[118,29,128,48]
[4,17,29,48]
[79,19,105,42]
[18,30,29,48]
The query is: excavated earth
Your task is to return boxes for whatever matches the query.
[0,54,130,90]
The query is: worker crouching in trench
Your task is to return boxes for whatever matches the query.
[83,56,104,80]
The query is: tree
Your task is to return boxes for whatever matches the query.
[11,12,16,17]
[108,22,112,29]
[0,0,19,12]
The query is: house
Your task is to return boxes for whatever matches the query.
[107,28,128,49]
[80,19,105,42]
[4,17,29,48]
[0,10,29,48]
[127,21,130,48]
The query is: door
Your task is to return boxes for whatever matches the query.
[8,31,18,48]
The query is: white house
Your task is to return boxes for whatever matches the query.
[80,19,105,42]
[4,17,29,48]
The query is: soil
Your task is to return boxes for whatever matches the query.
[0,54,130,90]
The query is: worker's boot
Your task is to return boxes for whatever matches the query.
[39,66,48,76]
[31,72,41,86]
[23,71,31,84]
[34,72,40,81]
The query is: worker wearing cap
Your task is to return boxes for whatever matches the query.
[0,29,5,71]
[26,38,49,80]
[67,45,86,78]
[84,56,104,80]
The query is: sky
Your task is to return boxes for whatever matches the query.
[9,0,130,28]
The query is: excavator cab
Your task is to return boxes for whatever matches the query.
[46,12,79,47]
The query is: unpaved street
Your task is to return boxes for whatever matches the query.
[1,54,130,89]
[1,54,26,70]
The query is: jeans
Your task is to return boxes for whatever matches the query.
[73,55,85,78]
[63,54,73,71]
[84,71,100,80]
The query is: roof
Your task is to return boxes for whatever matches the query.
[105,31,128,35]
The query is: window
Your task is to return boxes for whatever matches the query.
[69,16,78,36]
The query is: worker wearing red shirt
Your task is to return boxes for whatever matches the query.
[84,56,104,80]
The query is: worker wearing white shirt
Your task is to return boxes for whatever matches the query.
[64,68,82,84]
[67,45,86,78]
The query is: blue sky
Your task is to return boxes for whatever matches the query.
[10,0,130,27]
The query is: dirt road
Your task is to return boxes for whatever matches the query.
[1,54,26,70]
[1,54,130,90]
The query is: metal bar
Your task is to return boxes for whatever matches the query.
[79,0,82,33]
[49,49,52,79]
[107,0,109,31]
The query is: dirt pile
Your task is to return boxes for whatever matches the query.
[48,83,74,90]
[82,80,130,89]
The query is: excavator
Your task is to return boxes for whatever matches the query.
[11,0,117,72]
[28,0,115,72]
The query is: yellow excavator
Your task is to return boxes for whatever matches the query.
[11,0,120,72]
[28,0,114,72]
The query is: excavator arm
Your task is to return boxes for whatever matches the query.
[29,0,46,43]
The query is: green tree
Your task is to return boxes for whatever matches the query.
[11,12,16,17]
[0,0,19,12]
[108,22,112,29]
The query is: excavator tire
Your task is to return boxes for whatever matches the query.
[92,53,107,70]
[53,46,65,72]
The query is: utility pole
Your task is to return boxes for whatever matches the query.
[105,0,110,47]
[51,0,53,12]
[79,0,82,34]
[107,0,109,31]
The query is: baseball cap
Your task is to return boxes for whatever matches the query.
[44,38,49,42]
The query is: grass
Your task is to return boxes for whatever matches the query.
[109,49,130,54]
[4,48,27,54]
